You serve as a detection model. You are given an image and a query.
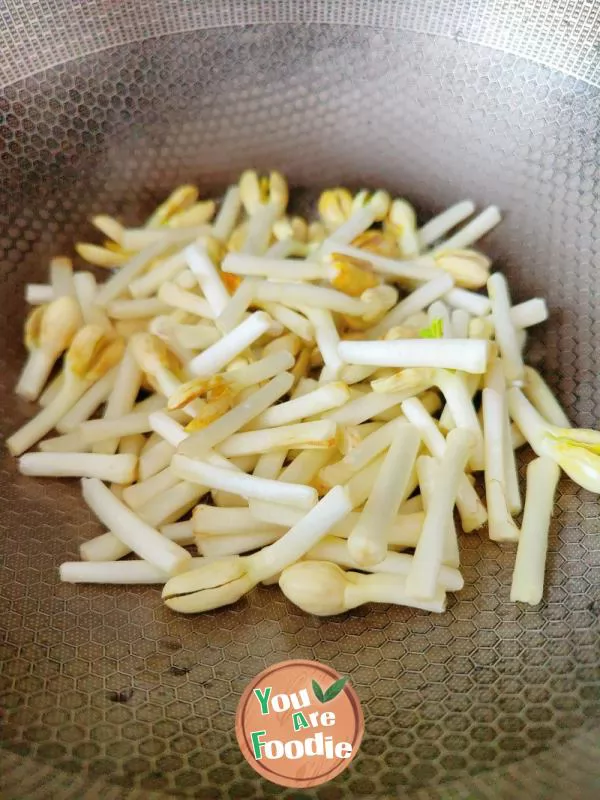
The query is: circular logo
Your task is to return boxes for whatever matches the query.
[236,659,364,788]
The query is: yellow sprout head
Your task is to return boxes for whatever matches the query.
[162,556,253,613]
[239,170,288,216]
[434,249,491,289]
[146,185,199,228]
[318,188,353,230]
[66,325,124,382]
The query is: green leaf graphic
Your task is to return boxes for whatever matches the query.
[323,676,349,702]
[311,679,325,703]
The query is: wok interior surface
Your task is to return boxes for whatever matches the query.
[1,13,599,800]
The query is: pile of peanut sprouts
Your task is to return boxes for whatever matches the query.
[9,172,598,616]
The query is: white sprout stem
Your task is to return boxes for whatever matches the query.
[406,428,475,598]
[60,557,206,584]
[259,302,314,343]
[417,456,460,568]
[217,420,337,457]
[434,370,485,470]
[509,298,548,329]
[348,423,421,566]
[223,253,326,281]
[252,450,287,479]
[252,280,368,316]
[482,387,520,542]
[263,333,302,359]
[451,309,471,338]
[26,284,54,304]
[344,453,387,508]
[96,237,183,307]
[507,387,551,455]
[80,532,134,562]
[523,367,571,428]
[265,239,304,258]
[241,203,279,255]
[247,486,352,581]
[418,200,476,247]
[279,449,334,485]
[160,519,194,540]
[309,537,463,591]
[73,272,111,329]
[158,282,216,319]
[338,338,490,374]
[250,382,350,428]
[79,516,206,563]
[139,439,176,480]
[140,480,207,528]
[118,433,146,458]
[149,410,187,447]
[345,572,447,613]
[503,404,522,515]
[179,372,293,456]
[148,316,196,366]
[325,205,378,247]
[81,478,191,575]
[332,510,423,547]
[223,350,295,388]
[510,421,525,449]
[188,312,273,378]
[323,390,407,426]
[128,250,188,298]
[248,497,422,545]
[50,257,76,298]
[193,505,285,535]
[122,467,180,510]
[169,268,197,290]
[401,396,486,532]
[55,368,118,432]
[368,274,454,337]
[247,450,288,516]
[300,306,344,379]
[510,457,560,605]
[341,364,379,385]
[216,279,255,333]
[121,225,210,251]
[185,242,230,316]
[291,377,318,399]
[487,273,525,385]
[79,407,163,444]
[19,452,137,483]
[444,288,491,316]
[167,321,221,350]
[106,298,170,319]
[39,431,89,453]
[172,454,317,508]
[147,412,236,473]
[486,357,521,514]
[323,243,443,283]
[210,490,250,508]
[39,371,64,407]
[428,300,452,338]
[7,378,93,456]
[439,373,480,432]
[322,419,401,486]
[432,205,501,252]
[197,531,282,558]
[16,349,60,402]
[93,347,142,455]
[213,186,242,241]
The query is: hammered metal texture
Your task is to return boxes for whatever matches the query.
[1,19,599,800]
